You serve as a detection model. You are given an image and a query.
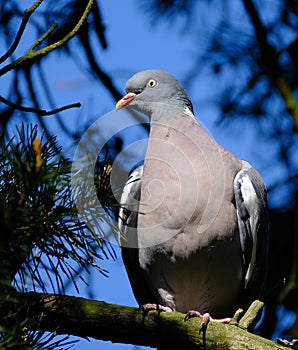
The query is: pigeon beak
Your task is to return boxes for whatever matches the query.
[116,92,136,110]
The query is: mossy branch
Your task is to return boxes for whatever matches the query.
[238,300,265,331]
[29,23,59,52]
[0,0,94,77]
[0,0,44,64]
[2,292,288,350]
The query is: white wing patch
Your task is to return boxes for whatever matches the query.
[234,169,259,288]
[118,166,143,232]
[239,176,258,234]
[241,176,258,286]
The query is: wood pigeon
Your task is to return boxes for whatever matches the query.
[116,70,268,333]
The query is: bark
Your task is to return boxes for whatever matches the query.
[1,291,288,349]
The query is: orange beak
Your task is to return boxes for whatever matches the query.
[116,92,136,110]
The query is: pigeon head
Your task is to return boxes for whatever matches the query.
[116,70,193,119]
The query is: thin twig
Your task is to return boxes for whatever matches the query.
[0,0,95,77]
[29,23,58,52]
[0,94,81,116]
[0,0,44,64]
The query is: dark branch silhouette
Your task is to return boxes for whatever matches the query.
[0,94,81,116]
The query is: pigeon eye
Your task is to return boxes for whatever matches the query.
[147,79,157,88]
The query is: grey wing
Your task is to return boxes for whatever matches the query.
[234,167,268,299]
[118,165,157,305]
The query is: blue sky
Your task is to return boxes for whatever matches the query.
[1,0,293,348]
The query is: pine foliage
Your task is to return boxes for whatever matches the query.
[0,124,113,348]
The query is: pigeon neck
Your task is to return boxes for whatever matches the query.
[170,94,194,114]
[150,105,198,127]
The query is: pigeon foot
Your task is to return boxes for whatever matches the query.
[141,303,173,313]
[185,310,231,347]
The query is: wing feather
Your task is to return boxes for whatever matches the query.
[118,165,158,305]
[234,167,268,298]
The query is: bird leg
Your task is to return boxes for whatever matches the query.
[185,310,231,347]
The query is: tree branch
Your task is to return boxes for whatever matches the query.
[238,300,265,330]
[0,94,81,116]
[79,27,122,101]
[0,0,95,77]
[0,0,44,64]
[29,23,58,52]
[242,0,298,130]
[2,291,288,349]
